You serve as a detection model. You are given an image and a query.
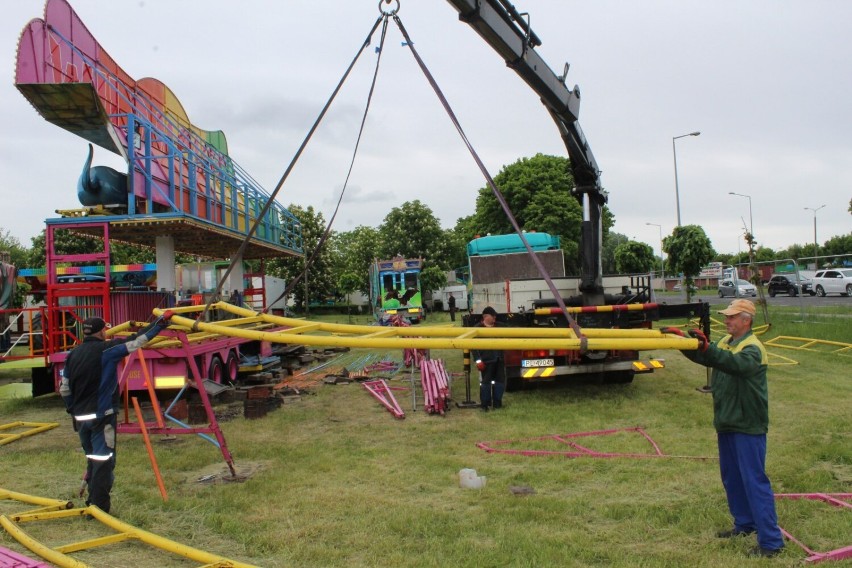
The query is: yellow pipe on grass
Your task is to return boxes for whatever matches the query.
[1,504,259,568]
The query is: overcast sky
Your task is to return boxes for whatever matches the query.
[2,0,850,260]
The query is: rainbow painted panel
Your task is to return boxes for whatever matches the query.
[14,0,300,255]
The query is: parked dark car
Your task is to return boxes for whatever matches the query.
[767,274,814,297]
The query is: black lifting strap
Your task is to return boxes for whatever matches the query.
[391,14,587,346]
[197,14,388,327]
[263,15,394,313]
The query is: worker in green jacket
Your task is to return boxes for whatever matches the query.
[682,299,784,558]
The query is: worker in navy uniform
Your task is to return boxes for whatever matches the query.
[447,292,457,322]
[471,306,505,411]
[60,313,172,514]
[680,299,784,558]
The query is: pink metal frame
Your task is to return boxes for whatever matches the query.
[420,359,450,415]
[775,493,852,564]
[477,427,714,460]
[115,329,236,476]
[362,379,405,419]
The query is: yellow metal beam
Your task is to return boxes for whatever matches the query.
[0,489,260,568]
[0,422,59,446]
[152,303,699,352]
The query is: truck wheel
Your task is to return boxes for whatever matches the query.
[225,351,240,382]
[31,367,54,397]
[208,356,225,383]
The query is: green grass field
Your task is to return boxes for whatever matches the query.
[1,302,849,567]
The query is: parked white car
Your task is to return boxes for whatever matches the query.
[718,279,757,298]
[812,269,852,297]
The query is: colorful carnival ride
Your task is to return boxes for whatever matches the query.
[6,0,308,395]
[3,0,706,399]
[15,0,301,259]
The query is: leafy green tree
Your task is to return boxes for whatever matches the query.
[471,154,614,275]
[267,205,334,310]
[443,221,474,274]
[822,233,852,257]
[336,270,362,320]
[0,228,29,268]
[27,228,191,267]
[754,246,776,263]
[473,154,580,244]
[330,226,380,295]
[715,253,735,267]
[663,225,715,302]
[614,241,656,274]
[419,265,448,299]
[602,232,630,274]
[774,244,807,261]
[27,229,101,266]
[378,200,446,266]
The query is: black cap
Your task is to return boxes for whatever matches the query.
[82,317,106,335]
[482,306,498,317]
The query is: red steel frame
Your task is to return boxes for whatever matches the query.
[362,379,405,420]
[116,329,236,476]
[477,427,714,460]
[775,493,852,564]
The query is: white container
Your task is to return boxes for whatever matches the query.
[458,468,487,489]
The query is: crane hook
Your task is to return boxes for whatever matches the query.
[379,0,400,16]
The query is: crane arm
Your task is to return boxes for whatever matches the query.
[445,0,606,298]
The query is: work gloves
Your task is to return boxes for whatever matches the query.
[660,326,709,353]
[688,329,709,352]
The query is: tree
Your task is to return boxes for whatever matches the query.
[663,225,715,302]
[471,154,614,275]
[0,228,29,268]
[267,205,334,310]
[378,200,446,266]
[336,271,362,320]
[444,219,476,274]
[419,265,448,300]
[474,154,580,243]
[821,233,852,258]
[331,226,381,296]
[26,228,192,267]
[602,232,630,274]
[27,229,102,267]
[614,241,656,274]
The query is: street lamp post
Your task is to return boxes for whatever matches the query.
[804,204,826,262]
[646,222,664,286]
[672,131,701,227]
[728,192,753,236]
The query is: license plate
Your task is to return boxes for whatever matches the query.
[522,358,554,368]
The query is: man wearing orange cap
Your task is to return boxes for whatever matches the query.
[682,298,784,557]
